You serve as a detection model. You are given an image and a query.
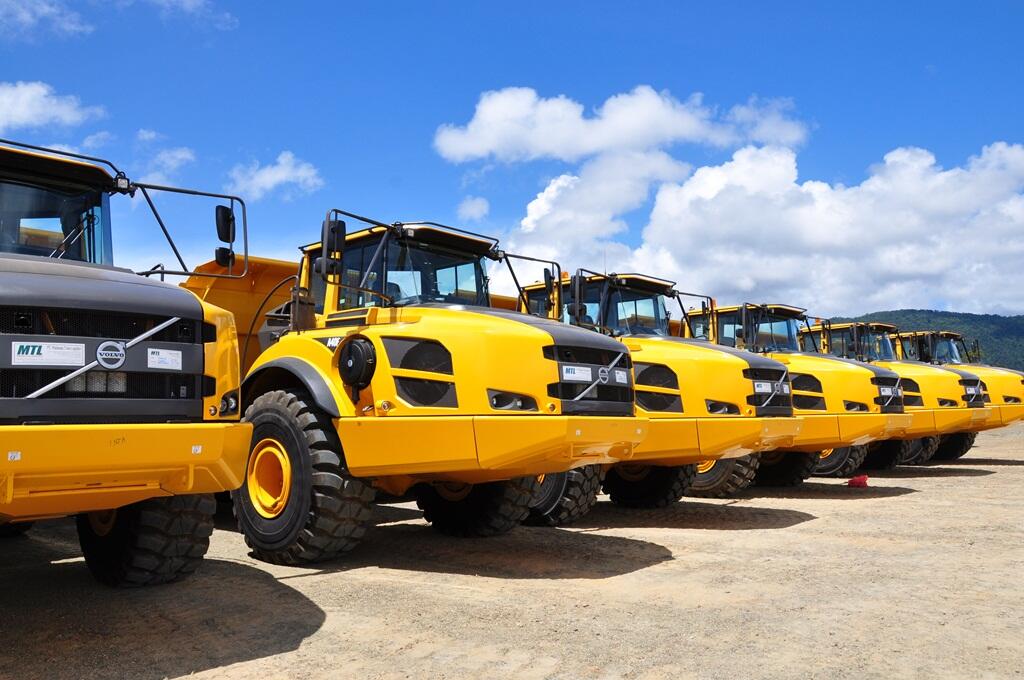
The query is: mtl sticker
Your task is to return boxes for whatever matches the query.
[11,342,85,367]
[147,348,183,371]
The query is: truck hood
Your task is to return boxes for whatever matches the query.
[0,252,202,319]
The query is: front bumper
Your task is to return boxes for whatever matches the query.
[0,422,252,522]
[891,407,975,439]
[962,406,1001,432]
[626,416,802,466]
[787,413,910,452]
[337,415,646,480]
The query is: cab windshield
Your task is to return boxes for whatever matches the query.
[933,337,964,364]
[717,309,801,352]
[532,282,672,336]
[0,180,112,265]
[334,235,489,310]
[831,327,895,361]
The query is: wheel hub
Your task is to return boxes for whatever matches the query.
[87,509,117,537]
[696,460,717,474]
[247,438,292,519]
[819,448,836,460]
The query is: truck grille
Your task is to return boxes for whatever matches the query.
[543,344,634,416]
[0,369,198,400]
[0,306,203,343]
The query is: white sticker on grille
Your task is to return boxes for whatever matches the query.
[562,365,593,382]
[614,369,628,384]
[147,348,183,371]
[11,342,85,367]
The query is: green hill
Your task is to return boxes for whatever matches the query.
[835,309,1024,372]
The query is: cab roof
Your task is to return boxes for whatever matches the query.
[0,144,114,191]
[805,321,898,333]
[901,330,963,339]
[692,303,807,317]
[301,222,498,256]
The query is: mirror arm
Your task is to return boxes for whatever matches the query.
[356,229,390,290]
[138,185,189,272]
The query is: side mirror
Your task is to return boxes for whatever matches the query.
[215,205,235,243]
[317,218,346,280]
[569,273,588,323]
[214,247,235,268]
[542,268,555,313]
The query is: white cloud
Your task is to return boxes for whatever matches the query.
[0,0,93,37]
[139,146,196,185]
[82,131,114,150]
[435,86,806,163]
[226,151,324,201]
[139,0,238,30]
[0,81,104,134]
[456,196,490,221]
[136,128,162,142]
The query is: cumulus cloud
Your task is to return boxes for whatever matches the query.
[136,128,162,142]
[139,146,196,185]
[82,130,114,150]
[456,196,490,221]
[138,0,238,30]
[634,143,1024,315]
[435,86,806,163]
[226,151,324,201]
[0,0,93,38]
[0,81,104,134]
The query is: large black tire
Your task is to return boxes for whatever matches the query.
[0,521,33,538]
[814,445,869,478]
[753,451,820,487]
[932,432,978,461]
[233,389,375,565]
[415,476,540,537]
[76,495,215,587]
[900,437,941,465]
[686,456,759,498]
[861,440,904,470]
[602,464,696,508]
[524,465,602,527]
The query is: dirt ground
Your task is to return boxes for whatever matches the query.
[2,427,1023,680]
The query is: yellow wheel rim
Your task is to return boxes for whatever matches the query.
[696,460,716,474]
[819,448,836,460]
[88,509,117,537]
[247,438,292,519]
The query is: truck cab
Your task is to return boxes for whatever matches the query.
[687,303,913,485]
[803,321,990,467]
[0,140,251,586]
[513,272,802,507]
[188,212,647,562]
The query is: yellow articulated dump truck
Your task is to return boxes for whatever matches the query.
[686,303,913,491]
[894,330,1024,460]
[801,322,991,470]
[0,139,251,586]
[496,271,801,520]
[185,210,646,563]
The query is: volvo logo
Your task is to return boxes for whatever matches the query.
[597,366,610,385]
[96,341,127,370]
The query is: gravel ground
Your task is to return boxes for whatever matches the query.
[2,427,1023,680]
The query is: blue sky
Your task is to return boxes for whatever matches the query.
[3,1,1024,314]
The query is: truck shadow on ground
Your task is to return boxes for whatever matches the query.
[302,518,675,580]
[0,521,326,680]
[217,503,674,580]
[736,481,917,500]
[569,499,815,531]
[868,466,994,478]
[931,457,1024,467]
